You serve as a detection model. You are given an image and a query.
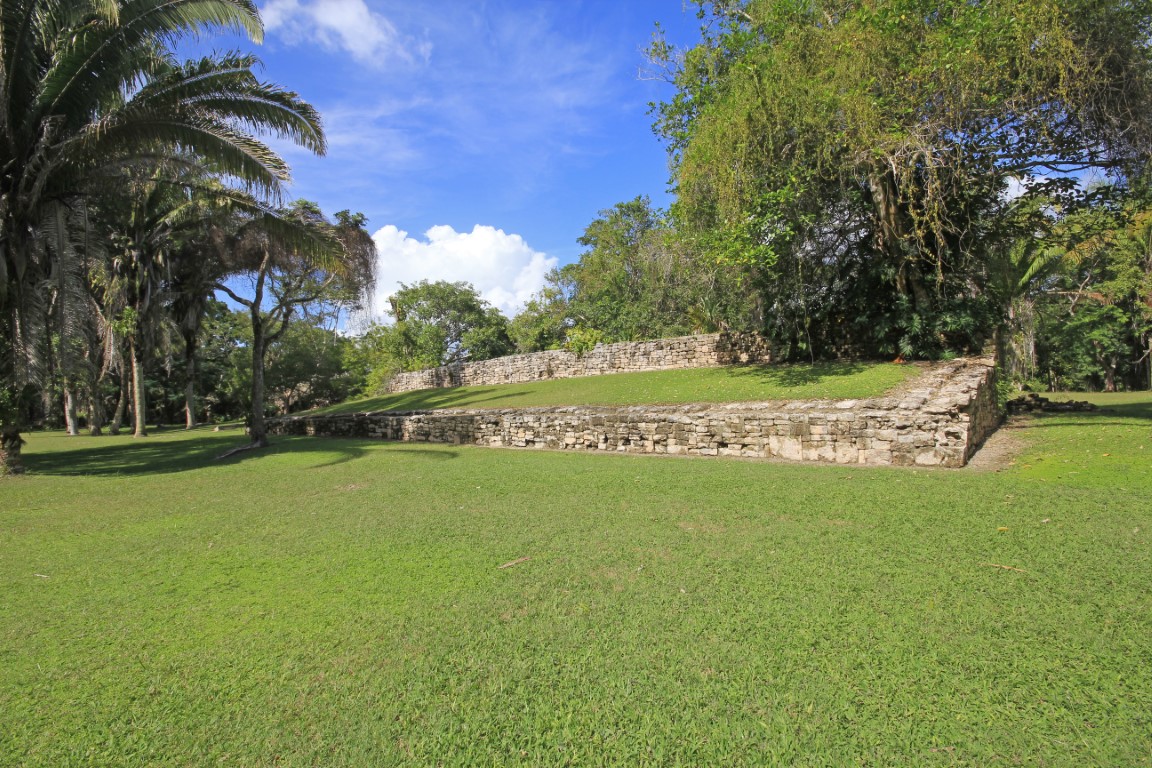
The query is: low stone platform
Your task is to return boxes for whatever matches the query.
[269,357,1000,468]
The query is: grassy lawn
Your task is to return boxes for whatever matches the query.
[2,393,1150,766]
[312,361,920,414]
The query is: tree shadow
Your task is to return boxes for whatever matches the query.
[726,361,870,388]
[1011,399,1152,428]
[20,431,424,477]
[317,385,537,414]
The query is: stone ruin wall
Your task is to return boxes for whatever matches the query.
[271,356,1000,468]
[385,332,773,393]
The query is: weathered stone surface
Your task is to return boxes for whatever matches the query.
[385,332,772,393]
[271,357,1000,468]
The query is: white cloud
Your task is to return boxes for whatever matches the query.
[370,224,558,319]
[261,0,427,65]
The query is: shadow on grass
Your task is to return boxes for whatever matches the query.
[22,431,459,477]
[726,361,870,388]
[1012,399,1152,429]
[317,385,533,414]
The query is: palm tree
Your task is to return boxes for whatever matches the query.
[0,0,325,470]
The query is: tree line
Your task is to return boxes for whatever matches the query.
[0,0,376,473]
[5,0,1152,475]
[355,0,1152,395]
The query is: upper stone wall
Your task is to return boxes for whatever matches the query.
[385,332,772,393]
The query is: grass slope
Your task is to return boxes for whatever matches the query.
[313,361,919,415]
[1,393,1150,766]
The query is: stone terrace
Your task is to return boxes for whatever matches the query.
[386,332,772,393]
[270,356,1000,468]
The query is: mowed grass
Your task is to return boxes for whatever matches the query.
[313,361,919,414]
[1,393,1150,766]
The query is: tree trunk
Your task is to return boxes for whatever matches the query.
[184,346,197,429]
[868,168,931,311]
[88,391,105,436]
[130,339,148,438]
[41,388,56,429]
[993,308,1008,368]
[63,385,79,436]
[0,424,25,475]
[86,360,106,436]
[109,366,128,435]
[248,319,268,448]
[1104,356,1118,393]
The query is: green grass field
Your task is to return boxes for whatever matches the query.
[313,361,920,414]
[2,393,1150,766]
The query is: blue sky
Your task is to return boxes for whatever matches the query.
[198,1,704,317]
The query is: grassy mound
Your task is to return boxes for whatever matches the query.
[2,393,1150,764]
[314,361,920,415]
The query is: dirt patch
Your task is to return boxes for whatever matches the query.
[965,415,1033,471]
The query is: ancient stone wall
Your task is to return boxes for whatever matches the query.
[385,332,772,393]
[271,356,1000,468]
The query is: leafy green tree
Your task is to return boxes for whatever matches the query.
[1036,204,1152,391]
[511,197,758,351]
[0,0,325,471]
[650,0,1152,359]
[228,320,357,414]
[566,197,676,341]
[508,278,571,353]
[215,202,376,449]
[359,280,513,377]
[186,300,249,422]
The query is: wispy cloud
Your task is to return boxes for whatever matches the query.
[260,3,625,193]
[241,1,683,278]
[261,0,430,66]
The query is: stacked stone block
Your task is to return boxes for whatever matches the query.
[271,356,1000,468]
[385,332,772,393]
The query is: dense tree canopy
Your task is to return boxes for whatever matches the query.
[511,196,759,353]
[0,0,327,470]
[651,0,1152,358]
[349,281,513,394]
[215,200,376,448]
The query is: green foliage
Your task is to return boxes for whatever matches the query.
[563,327,606,357]
[0,0,324,395]
[508,286,570,353]
[351,281,513,390]
[1027,200,1152,391]
[651,0,1152,359]
[195,302,250,421]
[511,197,759,351]
[995,369,1015,411]
[228,317,358,415]
[3,395,1151,763]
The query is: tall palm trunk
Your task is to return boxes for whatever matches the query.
[63,384,80,435]
[109,364,129,435]
[130,338,148,437]
[88,389,105,436]
[184,376,197,429]
[183,336,198,429]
